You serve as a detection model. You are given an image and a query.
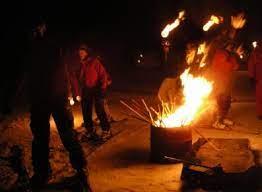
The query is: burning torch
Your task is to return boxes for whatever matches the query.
[228,12,246,41]
[161,10,185,64]
[203,15,223,32]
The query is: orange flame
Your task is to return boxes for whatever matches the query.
[161,11,185,38]
[231,13,246,29]
[203,15,223,31]
[154,69,213,128]
[186,42,209,68]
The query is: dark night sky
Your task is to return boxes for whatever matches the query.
[1,1,261,48]
[0,0,261,70]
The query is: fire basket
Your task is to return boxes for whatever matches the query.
[150,125,192,163]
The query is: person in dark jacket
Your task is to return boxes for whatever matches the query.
[27,20,92,191]
[70,45,111,141]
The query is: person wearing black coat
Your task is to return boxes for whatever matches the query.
[27,20,92,191]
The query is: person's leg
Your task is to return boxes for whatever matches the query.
[94,90,111,140]
[30,102,51,186]
[52,100,92,191]
[52,100,86,171]
[213,94,227,129]
[81,88,94,133]
[104,98,114,122]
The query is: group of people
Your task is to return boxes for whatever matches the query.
[27,20,112,191]
[17,14,262,191]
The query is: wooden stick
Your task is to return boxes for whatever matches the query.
[158,104,167,128]
[131,99,142,108]
[129,100,149,118]
[141,99,154,125]
[150,107,159,116]
[192,127,220,151]
[120,100,151,123]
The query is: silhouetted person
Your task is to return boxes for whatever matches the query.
[27,20,92,191]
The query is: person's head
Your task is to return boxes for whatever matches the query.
[79,44,89,60]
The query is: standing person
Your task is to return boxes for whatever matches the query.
[27,20,92,191]
[210,42,239,129]
[71,44,111,141]
[248,42,262,119]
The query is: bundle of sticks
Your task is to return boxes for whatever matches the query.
[120,98,173,127]
[120,99,220,152]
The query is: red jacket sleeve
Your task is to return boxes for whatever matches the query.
[248,51,256,79]
[96,59,109,90]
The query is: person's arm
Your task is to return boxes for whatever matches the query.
[96,59,109,91]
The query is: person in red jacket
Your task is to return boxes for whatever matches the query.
[248,42,262,119]
[210,42,239,129]
[71,45,111,141]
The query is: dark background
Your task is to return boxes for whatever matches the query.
[0,0,261,114]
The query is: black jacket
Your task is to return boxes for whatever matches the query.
[27,33,69,102]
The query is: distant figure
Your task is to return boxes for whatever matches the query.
[210,42,239,129]
[70,45,112,141]
[27,20,92,191]
[248,42,262,119]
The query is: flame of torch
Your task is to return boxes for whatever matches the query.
[231,13,246,29]
[154,69,213,128]
[203,15,223,31]
[161,10,185,38]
